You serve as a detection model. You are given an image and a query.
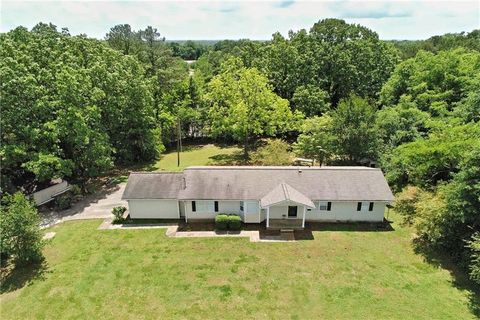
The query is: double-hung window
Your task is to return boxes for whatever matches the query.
[315,201,332,211]
[192,200,216,213]
[357,202,374,212]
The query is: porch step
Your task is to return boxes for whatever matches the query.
[280,229,295,241]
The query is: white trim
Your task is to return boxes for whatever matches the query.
[185,201,188,223]
[302,206,306,228]
[266,207,270,228]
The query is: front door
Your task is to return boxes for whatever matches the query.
[288,206,297,218]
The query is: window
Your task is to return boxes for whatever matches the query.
[316,201,332,211]
[357,202,370,212]
[214,201,219,212]
[193,201,215,212]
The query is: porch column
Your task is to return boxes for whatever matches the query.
[302,206,306,228]
[266,207,270,228]
[185,202,188,223]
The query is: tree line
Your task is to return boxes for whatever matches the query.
[1,20,479,284]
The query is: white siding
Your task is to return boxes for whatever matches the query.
[244,200,260,223]
[306,201,386,222]
[185,200,259,222]
[128,199,179,219]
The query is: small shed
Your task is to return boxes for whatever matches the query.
[32,179,71,206]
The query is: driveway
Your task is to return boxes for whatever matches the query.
[41,183,127,228]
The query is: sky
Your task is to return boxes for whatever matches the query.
[1,0,479,40]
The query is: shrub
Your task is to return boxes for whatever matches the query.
[251,139,292,165]
[112,206,127,223]
[228,215,242,231]
[394,186,421,224]
[0,192,44,266]
[54,193,73,210]
[215,214,229,231]
[467,232,480,285]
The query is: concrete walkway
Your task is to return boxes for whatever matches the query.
[98,218,289,243]
[41,183,127,228]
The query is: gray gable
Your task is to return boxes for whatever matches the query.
[122,172,184,199]
[122,166,394,202]
[178,166,394,201]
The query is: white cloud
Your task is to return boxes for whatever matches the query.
[1,0,478,40]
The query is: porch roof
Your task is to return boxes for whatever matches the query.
[260,183,315,208]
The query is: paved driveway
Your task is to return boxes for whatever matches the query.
[41,183,127,228]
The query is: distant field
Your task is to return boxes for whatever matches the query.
[152,144,242,172]
[0,213,476,319]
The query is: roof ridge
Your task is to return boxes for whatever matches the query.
[283,183,293,201]
[185,166,379,171]
[129,172,185,175]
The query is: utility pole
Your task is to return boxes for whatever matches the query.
[177,117,182,167]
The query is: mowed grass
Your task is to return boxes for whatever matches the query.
[1,214,476,319]
[152,144,242,172]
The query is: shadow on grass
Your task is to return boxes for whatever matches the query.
[412,241,480,317]
[0,260,49,294]
[209,150,246,166]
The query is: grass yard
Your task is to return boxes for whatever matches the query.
[1,214,477,319]
[152,143,242,172]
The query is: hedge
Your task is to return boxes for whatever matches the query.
[215,214,242,231]
[215,214,229,230]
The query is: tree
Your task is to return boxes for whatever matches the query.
[293,116,335,165]
[330,95,379,163]
[206,59,297,158]
[1,25,160,192]
[251,139,292,165]
[375,99,430,148]
[0,193,44,266]
[380,49,480,115]
[382,122,480,189]
[291,85,330,117]
[105,24,140,55]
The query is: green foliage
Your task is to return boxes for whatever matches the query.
[1,25,161,192]
[214,214,229,231]
[394,186,421,225]
[389,30,480,60]
[214,214,242,231]
[0,192,44,266]
[251,139,292,166]
[227,215,242,231]
[331,95,380,163]
[293,116,335,165]
[292,85,330,117]
[383,122,480,189]
[206,58,297,158]
[54,193,73,211]
[112,206,127,223]
[380,49,480,115]
[375,100,430,148]
[466,233,480,285]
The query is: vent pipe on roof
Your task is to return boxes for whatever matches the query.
[298,168,302,173]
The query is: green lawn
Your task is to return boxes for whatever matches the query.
[152,143,242,172]
[1,214,477,319]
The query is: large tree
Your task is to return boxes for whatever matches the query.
[206,59,297,158]
[1,25,160,192]
[330,95,379,163]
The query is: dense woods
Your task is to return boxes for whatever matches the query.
[1,20,479,283]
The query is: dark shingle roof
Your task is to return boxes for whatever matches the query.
[122,172,184,199]
[122,166,394,202]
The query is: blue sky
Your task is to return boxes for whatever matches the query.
[2,1,479,40]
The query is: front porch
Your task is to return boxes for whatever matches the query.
[267,219,304,230]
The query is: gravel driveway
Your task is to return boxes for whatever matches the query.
[41,183,127,228]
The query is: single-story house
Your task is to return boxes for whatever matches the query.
[122,166,394,229]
